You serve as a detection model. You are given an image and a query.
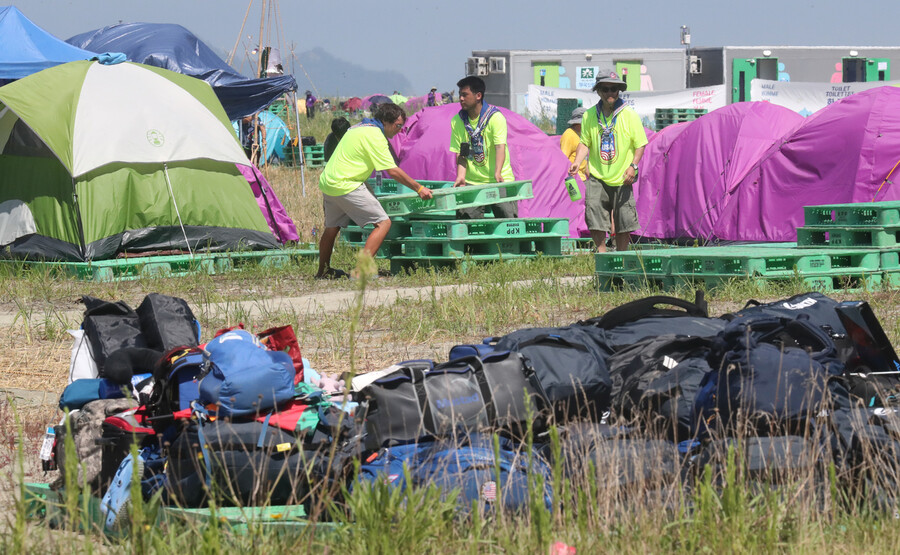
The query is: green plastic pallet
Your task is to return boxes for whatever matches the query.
[409,218,569,240]
[378,181,533,217]
[596,246,894,277]
[364,178,456,197]
[674,270,885,292]
[399,235,564,257]
[665,246,884,276]
[390,253,560,274]
[804,201,900,227]
[342,222,414,242]
[797,226,900,248]
[594,251,670,275]
[596,269,887,293]
[23,482,322,536]
[1,248,318,282]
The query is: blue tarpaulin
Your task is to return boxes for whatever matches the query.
[0,6,96,83]
[66,22,297,120]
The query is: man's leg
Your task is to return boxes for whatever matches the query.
[362,219,391,258]
[317,226,341,276]
[614,231,630,252]
[591,230,609,253]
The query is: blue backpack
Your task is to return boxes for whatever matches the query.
[198,330,295,418]
[356,434,552,514]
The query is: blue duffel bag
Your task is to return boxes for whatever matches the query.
[356,434,552,514]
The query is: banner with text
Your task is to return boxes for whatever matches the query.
[750,79,900,115]
[525,84,726,126]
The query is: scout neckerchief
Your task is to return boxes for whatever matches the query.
[353,118,400,164]
[596,98,626,162]
[460,102,499,165]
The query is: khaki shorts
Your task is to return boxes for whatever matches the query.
[322,184,389,228]
[584,176,639,233]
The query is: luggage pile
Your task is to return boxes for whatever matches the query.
[38,290,900,530]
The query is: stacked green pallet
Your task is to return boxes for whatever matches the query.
[303,144,325,168]
[654,108,707,130]
[595,201,900,292]
[595,243,899,292]
[338,179,571,273]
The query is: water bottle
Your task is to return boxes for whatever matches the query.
[565,177,582,202]
[39,426,56,471]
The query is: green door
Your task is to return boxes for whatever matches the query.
[867,58,891,81]
[732,58,757,103]
[533,63,559,88]
[615,61,641,91]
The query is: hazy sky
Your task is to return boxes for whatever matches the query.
[16,0,900,94]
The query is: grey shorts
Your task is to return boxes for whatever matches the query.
[322,184,389,228]
[584,176,639,233]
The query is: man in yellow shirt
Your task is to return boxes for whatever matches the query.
[560,106,587,181]
[450,76,517,219]
[316,103,433,279]
[569,71,647,252]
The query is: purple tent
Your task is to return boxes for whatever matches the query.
[713,87,900,242]
[389,103,586,237]
[636,102,803,241]
[237,165,300,244]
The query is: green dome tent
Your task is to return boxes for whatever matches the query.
[0,60,279,261]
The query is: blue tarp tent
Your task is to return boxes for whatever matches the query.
[0,6,96,83]
[66,22,297,120]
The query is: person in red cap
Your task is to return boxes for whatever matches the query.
[568,70,647,252]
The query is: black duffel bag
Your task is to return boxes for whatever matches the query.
[358,351,544,450]
[166,419,311,508]
[494,326,611,420]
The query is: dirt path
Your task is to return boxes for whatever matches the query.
[0,277,589,328]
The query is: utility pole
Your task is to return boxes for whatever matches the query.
[680,25,691,89]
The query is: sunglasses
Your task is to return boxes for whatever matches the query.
[598,86,619,93]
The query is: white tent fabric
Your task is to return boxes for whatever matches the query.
[71,63,248,176]
[0,199,37,245]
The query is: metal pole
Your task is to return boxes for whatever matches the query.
[292,90,307,196]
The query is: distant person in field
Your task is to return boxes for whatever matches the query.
[450,75,517,219]
[316,103,433,279]
[240,113,266,166]
[560,106,587,181]
[569,70,647,253]
[305,90,317,119]
[324,117,351,163]
[427,86,440,107]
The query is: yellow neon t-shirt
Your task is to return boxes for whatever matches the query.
[319,126,396,196]
[450,110,515,184]
[580,104,648,186]
[560,127,587,181]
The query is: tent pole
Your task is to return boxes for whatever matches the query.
[163,163,195,259]
[71,177,88,261]
[292,91,307,196]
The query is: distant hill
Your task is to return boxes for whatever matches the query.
[289,47,412,98]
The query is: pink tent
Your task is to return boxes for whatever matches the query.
[635,103,803,241]
[237,165,300,244]
[389,104,587,237]
[713,87,900,242]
